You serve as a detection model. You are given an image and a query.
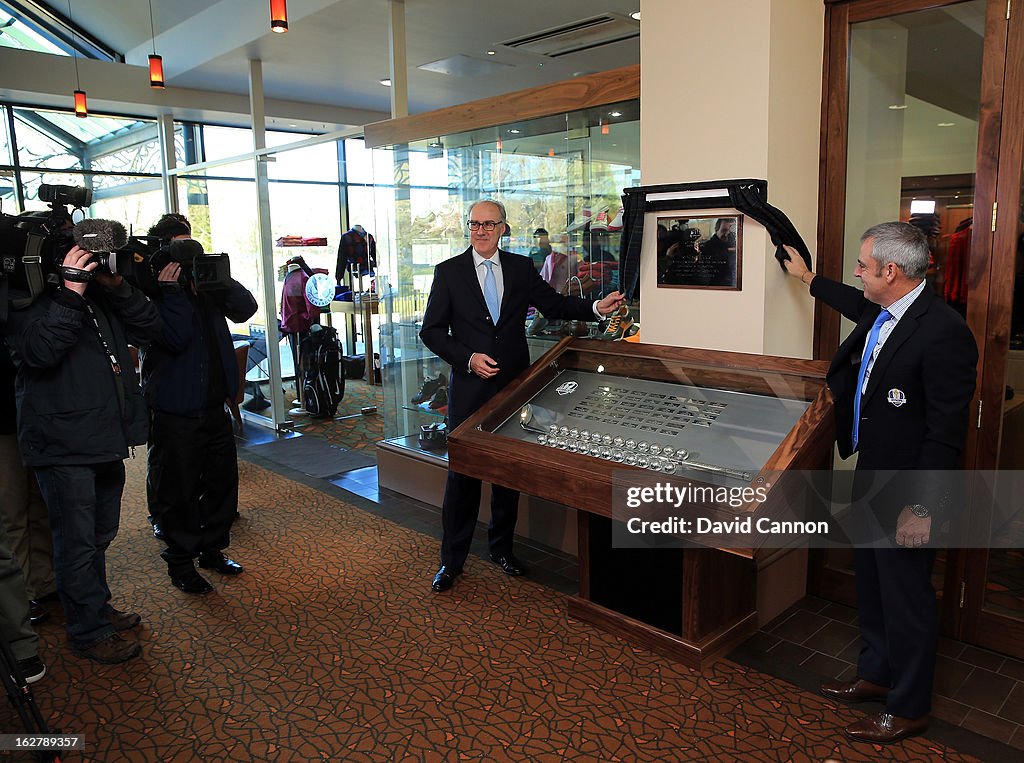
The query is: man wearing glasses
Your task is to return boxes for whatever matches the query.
[420,199,625,592]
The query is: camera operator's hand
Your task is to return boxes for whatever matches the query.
[92,272,124,291]
[157,262,182,288]
[61,245,97,296]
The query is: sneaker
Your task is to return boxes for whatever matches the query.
[600,305,634,340]
[72,633,141,664]
[527,313,549,336]
[566,204,608,233]
[590,209,610,232]
[106,606,142,631]
[16,656,45,684]
[411,374,445,404]
[428,385,448,410]
[607,206,624,232]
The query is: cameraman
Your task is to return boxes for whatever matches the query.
[3,244,178,665]
[140,214,257,595]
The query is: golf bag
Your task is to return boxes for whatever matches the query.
[299,326,345,418]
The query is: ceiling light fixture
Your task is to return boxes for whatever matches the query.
[66,0,86,117]
[147,0,164,88]
[609,111,622,117]
[631,11,641,21]
[486,50,496,55]
[937,122,955,127]
[379,78,392,87]
[888,104,907,110]
[270,0,288,33]
[508,128,521,134]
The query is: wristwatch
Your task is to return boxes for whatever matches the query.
[910,504,930,518]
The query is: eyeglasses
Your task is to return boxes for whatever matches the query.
[467,220,503,231]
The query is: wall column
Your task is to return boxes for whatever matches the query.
[639,0,824,358]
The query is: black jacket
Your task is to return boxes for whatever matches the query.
[141,280,257,417]
[812,276,977,523]
[420,248,596,428]
[4,282,164,467]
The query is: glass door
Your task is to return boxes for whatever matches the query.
[960,1,1024,659]
[810,0,1004,613]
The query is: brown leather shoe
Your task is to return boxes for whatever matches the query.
[820,678,889,703]
[844,712,929,744]
[72,633,141,664]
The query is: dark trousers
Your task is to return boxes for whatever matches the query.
[0,517,37,660]
[34,461,123,649]
[440,471,518,570]
[854,546,938,717]
[147,409,237,571]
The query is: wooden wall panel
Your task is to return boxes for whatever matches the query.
[363,65,639,148]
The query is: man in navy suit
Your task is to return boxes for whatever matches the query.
[420,199,625,592]
[783,222,977,744]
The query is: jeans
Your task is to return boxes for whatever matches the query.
[34,461,123,648]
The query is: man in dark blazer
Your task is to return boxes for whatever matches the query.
[783,222,977,744]
[420,199,625,592]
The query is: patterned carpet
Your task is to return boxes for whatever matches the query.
[288,379,384,451]
[3,456,985,762]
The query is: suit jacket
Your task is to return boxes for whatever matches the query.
[420,248,597,428]
[811,276,977,522]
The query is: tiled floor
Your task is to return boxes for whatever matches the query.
[746,596,1024,750]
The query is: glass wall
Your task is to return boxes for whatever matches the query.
[376,100,641,457]
[0,105,165,223]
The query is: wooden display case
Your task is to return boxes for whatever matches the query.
[448,337,835,667]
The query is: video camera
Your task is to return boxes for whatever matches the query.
[1,184,232,316]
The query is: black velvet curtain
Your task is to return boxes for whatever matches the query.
[616,180,813,301]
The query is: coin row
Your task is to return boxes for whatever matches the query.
[536,433,678,471]
[544,425,686,458]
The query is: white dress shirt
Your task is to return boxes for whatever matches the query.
[859,279,927,394]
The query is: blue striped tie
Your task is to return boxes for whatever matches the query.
[852,309,892,451]
[483,260,500,323]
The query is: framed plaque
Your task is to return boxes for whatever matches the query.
[656,214,742,290]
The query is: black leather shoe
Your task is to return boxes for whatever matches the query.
[431,565,461,592]
[29,600,49,626]
[152,523,164,540]
[170,568,213,594]
[489,553,526,576]
[198,552,244,575]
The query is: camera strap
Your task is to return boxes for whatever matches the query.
[83,299,127,415]
[9,232,48,310]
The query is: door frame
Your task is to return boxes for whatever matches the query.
[959,0,1024,656]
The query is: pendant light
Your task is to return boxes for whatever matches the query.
[67,0,86,117]
[270,0,288,33]
[147,0,164,88]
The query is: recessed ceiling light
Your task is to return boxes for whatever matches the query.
[486,50,496,55]
[289,123,297,127]
[380,78,392,86]
[508,128,521,134]
[937,122,955,127]
[888,104,907,110]
[609,111,623,117]
[630,11,641,21]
